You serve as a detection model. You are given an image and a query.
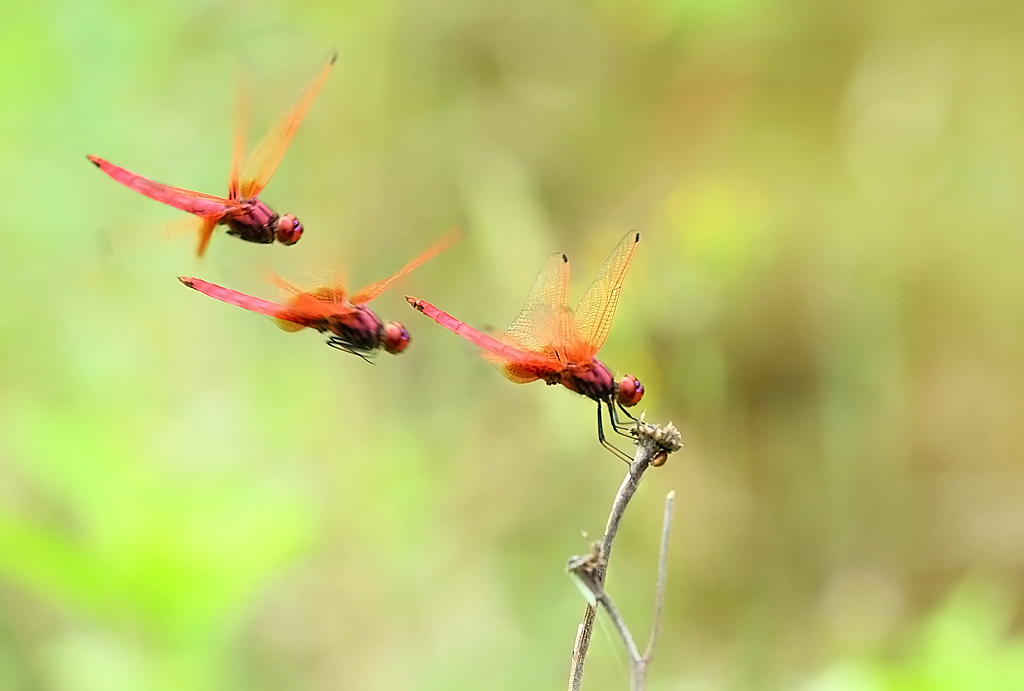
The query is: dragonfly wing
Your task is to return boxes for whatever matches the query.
[267,274,356,329]
[194,216,218,258]
[498,363,544,383]
[504,251,572,354]
[229,75,251,200]
[572,231,640,356]
[239,51,338,199]
[89,155,237,216]
[349,228,460,305]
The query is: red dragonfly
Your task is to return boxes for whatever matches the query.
[88,51,337,258]
[406,231,644,461]
[179,231,458,359]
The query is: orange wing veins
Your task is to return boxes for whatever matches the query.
[239,51,338,200]
[228,73,251,200]
[349,228,460,305]
[572,231,640,357]
[503,252,572,356]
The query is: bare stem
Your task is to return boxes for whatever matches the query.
[644,490,675,661]
[567,419,681,691]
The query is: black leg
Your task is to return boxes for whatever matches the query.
[616,402,638,422]
[606,400,635,438]
[326,337,376,363]
[597,402,633,464]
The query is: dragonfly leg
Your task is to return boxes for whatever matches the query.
[326,337,377,363]
[606,400,636,438]
[616,402,638,422]
[597,402,633,464]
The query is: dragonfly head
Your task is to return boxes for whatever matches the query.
[616,374,644,407]
[275,214,304,245]
[382,321,411,354]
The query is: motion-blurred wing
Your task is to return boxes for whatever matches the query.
[350,228,460,305]
[194,216,219,258]
[264,273,352,330]
[239,51,337,199]
[228,76,251,201]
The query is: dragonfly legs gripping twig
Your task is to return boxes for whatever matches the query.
[597,401,635,464]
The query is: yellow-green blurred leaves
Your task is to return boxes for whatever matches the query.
[662,175,773,291]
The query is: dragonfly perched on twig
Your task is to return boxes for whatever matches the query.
[407,231,644,461]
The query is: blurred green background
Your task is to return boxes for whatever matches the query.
[3,0,1024,689]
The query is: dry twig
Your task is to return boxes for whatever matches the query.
[566,418,682,690]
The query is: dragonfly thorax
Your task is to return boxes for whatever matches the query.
[559,361,644,408]
[324,306,383,353]
[223,200,302,246]
[560,359,616,401]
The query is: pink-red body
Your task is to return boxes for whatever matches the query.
[405,231,645,461]
[178,229,458,357]
[88,52,335,257]
[88,156,300,248]
[180,278,407,354]
[407,297,643,406]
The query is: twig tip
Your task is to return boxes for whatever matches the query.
[633,419,682,466]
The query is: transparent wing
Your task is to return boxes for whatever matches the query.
[265,270,348,299]
[572,231,640,356]
[265,273,355,330]
[228,73,251,201]
[504,252,572,355]
[350,228,460,305]
[194,216,219,258]
[239,51,337,199]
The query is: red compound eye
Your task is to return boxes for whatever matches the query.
[276,215,303,245]
[617,374,644,407]
[383,322,411,354]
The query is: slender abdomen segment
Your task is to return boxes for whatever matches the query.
[406,297,535,364]
[88,155,228,217]
[179,277,291,320]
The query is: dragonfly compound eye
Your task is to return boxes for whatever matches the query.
[383,322,411,354]
[276,215,303,245]
[617,374,644,407]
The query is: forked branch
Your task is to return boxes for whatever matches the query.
[566,418,682,691]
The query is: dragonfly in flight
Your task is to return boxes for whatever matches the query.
[180,230,458,359]
[88,51,337,257]
[407,231,644,461]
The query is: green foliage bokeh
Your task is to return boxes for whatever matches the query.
[2,0,1024,689]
